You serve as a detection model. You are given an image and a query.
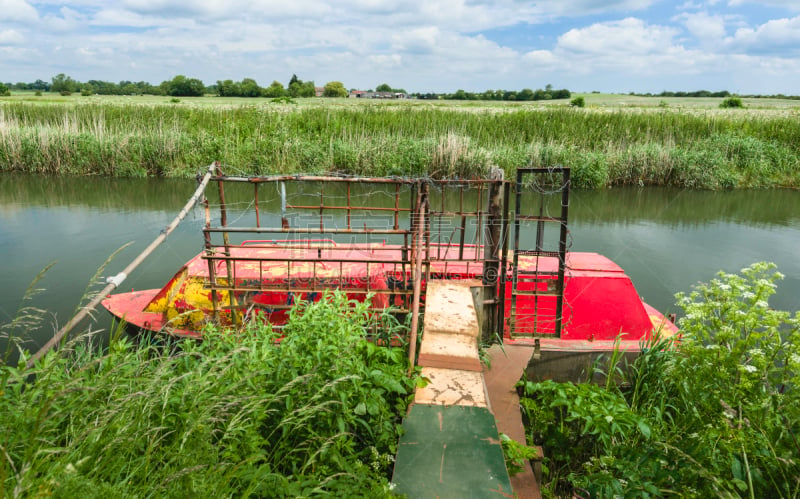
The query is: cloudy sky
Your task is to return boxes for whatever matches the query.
[1,0,799,94]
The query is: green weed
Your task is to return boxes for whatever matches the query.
[1,290,415,497]
[519,262,800,498]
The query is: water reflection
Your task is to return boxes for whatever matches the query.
[1,175,798,355]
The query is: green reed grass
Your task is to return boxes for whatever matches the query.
[1,102,798,188]
[1,290,415,497]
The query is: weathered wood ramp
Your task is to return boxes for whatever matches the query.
[392,280,540,498]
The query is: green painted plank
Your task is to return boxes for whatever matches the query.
[392,404,514,498]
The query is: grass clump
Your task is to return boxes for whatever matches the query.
[520,262,800,498]
[1,290,415,497]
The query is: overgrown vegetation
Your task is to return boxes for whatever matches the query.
[720,96,745,109]
[519,262,800,498]
[1,101,798,188]
[1,290,416,497]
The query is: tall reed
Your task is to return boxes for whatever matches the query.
[1,102,798,188]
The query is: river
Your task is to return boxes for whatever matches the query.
[1,174,798,355]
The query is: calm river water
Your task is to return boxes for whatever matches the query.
[1,174,798,354]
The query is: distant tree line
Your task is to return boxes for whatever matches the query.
[2,74,343,98]
[629,89,800,100]
[413,84,571,101]
[6,76,797,101]
[216,74,318,98]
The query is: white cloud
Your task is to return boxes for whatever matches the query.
[727,0,800,11]
[0,0,39,23]
[42,6,87,32]
[391,26,440,54]
[0,29,24,44]
[557,18,680,56]
[728,16,800,53]
[679,11,728,46]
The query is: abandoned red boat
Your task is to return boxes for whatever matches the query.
[102,167,677,378]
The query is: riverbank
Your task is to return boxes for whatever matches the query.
[1,99,798,189]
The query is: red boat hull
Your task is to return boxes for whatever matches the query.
[102,246,677,348]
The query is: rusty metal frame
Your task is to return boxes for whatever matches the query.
[509,167,570,339]
[202,170,509,343]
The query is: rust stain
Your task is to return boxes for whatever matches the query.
[439,443,446,483]
[488,484,515,498]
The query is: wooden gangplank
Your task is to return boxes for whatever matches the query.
[392,280,514,498]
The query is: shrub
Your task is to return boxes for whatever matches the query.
[0,83,9,96]
[720,96,744,108]
[59,90,71,96]
[271,95,296,105]
[80,87,93,96]
[570,96,585,108]
[520,262,800,497]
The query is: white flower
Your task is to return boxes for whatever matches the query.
[742,365,758,373]
[756,300,769,309]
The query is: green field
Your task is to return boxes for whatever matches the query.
[1,92,798,188]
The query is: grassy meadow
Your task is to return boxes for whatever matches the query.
[1,92,799,188]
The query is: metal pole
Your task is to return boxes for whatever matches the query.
[407,184,426,373]
[26,162,218,369]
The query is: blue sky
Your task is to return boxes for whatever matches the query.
[1,0,799,94]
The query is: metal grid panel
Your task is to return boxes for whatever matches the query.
[509,167,570,339]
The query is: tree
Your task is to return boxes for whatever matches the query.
[162,75,205,97]
[0,83,9,96]
[323,81,347,98]
[288,74,300,88]
[263,80,286,98]
[240,78,261,97]
[299,81,316,97]
[517,88,534,101]
[376,83,392,92]
[217,79,241,97]
[51,73,77,93]
[32,79,49,91]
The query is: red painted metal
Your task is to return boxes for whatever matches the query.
[101,245,677,343]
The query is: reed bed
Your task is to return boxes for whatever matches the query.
[1,291,414,497]
[1,102,798,188]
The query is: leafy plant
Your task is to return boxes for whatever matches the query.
[500,433,539,476]
[519,262,800,498]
